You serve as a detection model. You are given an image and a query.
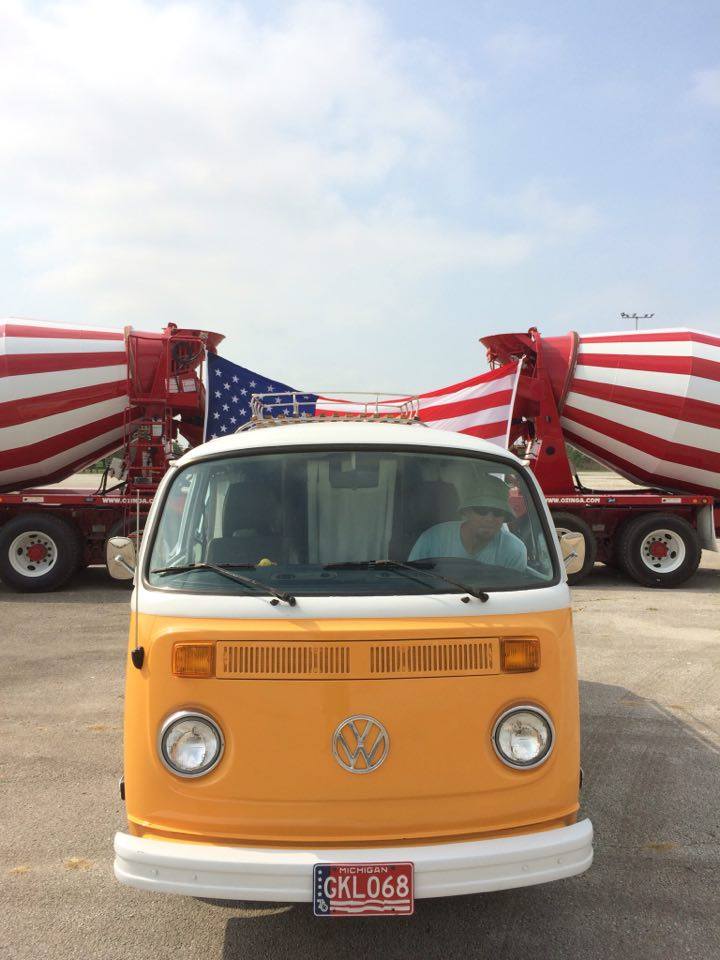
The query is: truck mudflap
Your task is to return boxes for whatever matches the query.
[697,503,719,552]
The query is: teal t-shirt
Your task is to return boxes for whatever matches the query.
[409,521,527,571]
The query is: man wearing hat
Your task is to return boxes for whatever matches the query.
[409,475,527,570]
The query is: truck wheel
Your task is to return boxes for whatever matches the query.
[0,514,83,592]
[616,513,701,588]
[551,511,597,585]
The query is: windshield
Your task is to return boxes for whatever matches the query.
[146,447,557,596]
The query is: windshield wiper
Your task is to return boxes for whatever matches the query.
[150,562,296,606]
[323,559,489,602]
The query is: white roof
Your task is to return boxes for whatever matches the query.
[176,421,521,467]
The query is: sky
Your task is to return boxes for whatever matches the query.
[1,0,718,392]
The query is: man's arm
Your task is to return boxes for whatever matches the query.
[503,530,528,571]
[408,530,430,562]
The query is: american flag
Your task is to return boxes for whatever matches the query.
[0,318,130,493]
[203,354,317,438]
[561,328,720,497]
[204,352,521,447]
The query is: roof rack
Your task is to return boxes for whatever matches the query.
[238,392,422,431]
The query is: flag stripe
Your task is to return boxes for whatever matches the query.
[419,387,513,423]
[419,371,517,406]
[315,364,520,448]
[457,424,509,443]
[408,361,520,400]
[315,371,518,416]
[424,409,513,435]
[416,363,518,446]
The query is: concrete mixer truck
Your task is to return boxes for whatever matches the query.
[0,319,223,591]
[0,318,717,591]
[482,327,719,588]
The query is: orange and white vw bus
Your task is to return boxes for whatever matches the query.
[111,411,592,915]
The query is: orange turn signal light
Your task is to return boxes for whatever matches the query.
[172,643,215,678]
[500,638,540,673]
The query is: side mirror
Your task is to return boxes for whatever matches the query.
[560,532,585,577]
[107,536,136,580]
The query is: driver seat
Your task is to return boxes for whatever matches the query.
[206,483,283,564]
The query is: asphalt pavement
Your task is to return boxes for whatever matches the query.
[1,554,719,960]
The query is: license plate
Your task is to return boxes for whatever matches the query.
[313,862,414,917]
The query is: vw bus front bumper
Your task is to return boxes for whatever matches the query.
[114,819,593,901]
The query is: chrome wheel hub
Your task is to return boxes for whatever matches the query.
[639,529,685,573]
[9,531,58,577]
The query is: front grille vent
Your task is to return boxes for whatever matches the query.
[370,640,495,677]
[218,642,350,678]
[216,638,499,679]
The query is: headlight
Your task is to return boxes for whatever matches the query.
[159,711,224,777]
[492,705,554,768]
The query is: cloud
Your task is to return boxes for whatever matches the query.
[691,67,720,107]
[492,183,600,238]
[484,27,561,70]
[0,0,595,385]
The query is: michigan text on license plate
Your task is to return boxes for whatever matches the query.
[313,862,414,917]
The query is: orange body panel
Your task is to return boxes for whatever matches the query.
[123,609,581,847]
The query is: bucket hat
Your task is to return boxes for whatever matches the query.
[458,475,514,521]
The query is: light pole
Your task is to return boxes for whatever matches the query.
[620,311,655,331]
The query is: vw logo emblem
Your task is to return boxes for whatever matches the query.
[332,715,389,774]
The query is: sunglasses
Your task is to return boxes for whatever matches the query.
[465,507,507,518]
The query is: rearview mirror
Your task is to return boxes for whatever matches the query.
[560,532,585,577]
[329,453,381,489]
[107,536,136,580]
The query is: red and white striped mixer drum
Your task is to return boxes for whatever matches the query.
[0,318,131,492]
[558,328,720,497]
